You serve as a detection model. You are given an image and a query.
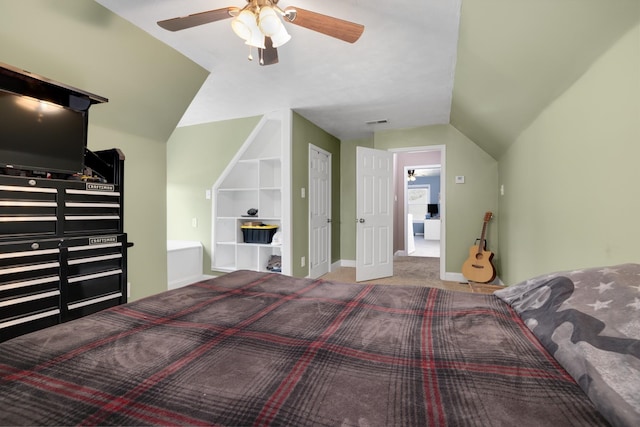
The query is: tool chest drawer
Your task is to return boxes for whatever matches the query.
[0,239,62,341]
[63,235,126,319]
[0,239,61,288]
[63,186,121,235]
[0,179,59,238]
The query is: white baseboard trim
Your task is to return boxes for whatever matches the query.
[168,274,216,290]
[331,260,504,287]
[335,259,356,268]
[443,272,466,283]
[447,272,504,287]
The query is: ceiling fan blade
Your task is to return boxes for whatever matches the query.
[259,37,279,66]
[283,6,364,43]
[157,7,237,32]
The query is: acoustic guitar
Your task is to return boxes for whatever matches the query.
[462,211,496,283]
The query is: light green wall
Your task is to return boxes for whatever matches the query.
[167,112,339,279]
[169,115,499,279]
[0,0,208,300]
[90,126,169,300]
[166,116,262,273]
[338,125,499,275]
[290,113,341,277]
[498,23,640,285]
[451,0,639,160]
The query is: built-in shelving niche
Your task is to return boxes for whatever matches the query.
[211,110,291,275]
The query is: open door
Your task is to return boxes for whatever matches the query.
[308,145,331,278]
[356,147,394,282]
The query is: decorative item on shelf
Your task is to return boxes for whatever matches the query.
[243,208,258,217]
[270,231,282,246]
[266,255,281,272]
[243,221,263,226]
[241,224,278,244]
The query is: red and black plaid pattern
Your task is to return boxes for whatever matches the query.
[0,270,607,426]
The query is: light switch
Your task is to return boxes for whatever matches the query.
[301,187,306,198]
[205,189,211,199]
[455,176,465,184]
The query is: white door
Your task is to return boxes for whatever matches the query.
[309,145,331,278]
[356,146,394,282]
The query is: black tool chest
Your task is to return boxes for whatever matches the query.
[0,149,129,342]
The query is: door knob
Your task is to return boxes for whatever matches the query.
[358,218,365,223]
[327,218,332,223]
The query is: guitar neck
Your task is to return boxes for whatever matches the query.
[476,213,492,254]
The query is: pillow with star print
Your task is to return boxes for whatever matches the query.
[494,263,640,427]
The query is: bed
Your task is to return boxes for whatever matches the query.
[0,265,638,426]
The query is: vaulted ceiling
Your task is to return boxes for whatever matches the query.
[96,0,638,159]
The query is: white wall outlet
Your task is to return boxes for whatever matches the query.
[127,282,131,298]
[191,217,198,228]
[500,184,505,196]
[301,187,306,198]
[455,175,465,184]
[301,256,306,267]
[205,189,211,199]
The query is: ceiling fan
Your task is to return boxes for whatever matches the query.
[157,0,364,66]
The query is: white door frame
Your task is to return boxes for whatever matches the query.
[308,144,331,279]
[391,145,446,281]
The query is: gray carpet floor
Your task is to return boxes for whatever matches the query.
[319,256,480,293]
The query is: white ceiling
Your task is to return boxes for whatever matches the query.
[95,0,461,141]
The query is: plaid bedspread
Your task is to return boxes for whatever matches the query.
[0,270,608,426]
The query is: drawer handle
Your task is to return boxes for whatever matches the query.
[0,309,60,330]
[0,290,60,308]
[68,254,122,265]
[68,269,122,284]
[67,292,122,310]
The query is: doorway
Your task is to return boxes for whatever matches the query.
[391,146,445,280]
[405,166,440,258]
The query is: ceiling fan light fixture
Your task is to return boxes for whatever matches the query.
[231,9,256,41]
[270,25,291,47]
[245,31,266,49]
[258,6,290,48]
[231,9,265,49]
[157,2,365,65]
[258,6,282,36]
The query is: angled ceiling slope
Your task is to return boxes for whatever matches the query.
[451,0,640,159]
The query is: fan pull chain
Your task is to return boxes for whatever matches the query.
[247,46,253,61]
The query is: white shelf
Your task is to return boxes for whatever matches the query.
[211,111,290,275]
